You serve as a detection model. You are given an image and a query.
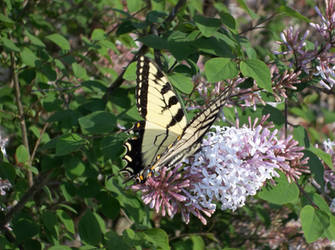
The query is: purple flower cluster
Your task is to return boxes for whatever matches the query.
[275,0,335,90]
[275,27,316,73]
[130,116,308,224]
[310,0,335,42]
[131,165,214,224]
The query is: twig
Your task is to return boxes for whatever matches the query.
[239,13,277,35]
[10,51,33,187]
[296,182,319,209]
[30,122,49,163]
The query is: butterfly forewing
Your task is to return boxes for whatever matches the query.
[122,56,187,179]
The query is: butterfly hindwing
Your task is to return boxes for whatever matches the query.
[121,121,145,180]
[147,86,232,175]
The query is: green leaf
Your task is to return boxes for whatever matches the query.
[116,20,137,35]
[127,0,145,12]
[58,204,78,214]
[258,172,299,205]
[123,61,137,81]
[322,108,335,124]
[324,215,335,240]
[0,13,14,24]
[236,0,258,18]
[300,205,329,243]
[167,72,193,94]
[142,228,169,250]
[220,12,236,30]
[101,134,128,160]
[41,211,59,239]
[48,110,81,128]
[1,37,20,52]
[147,11,167,24]
[81,80,108,93]
[263,105,285,126]
[138,35,168,49]
[293,126,310,148]
[204,58,238,82]
[40,63,57,81]
[49,246,72,250]
[56,209,75,234]
[309,146,333,169]
[240,59,272,93]
[46,33,70,51]
[72,63,88,79]
[23,240,41,250]
[64,157,85,178]
[13,219,40,243]
[55,134,86,156]
[278,5,310,22]
[99,39,118,52]
[309,193,332,215]
[24,31,45,47]
[191,235,205,250]
[168,41,195,60]
[105,231,131,250]
[91,28,105,41]
[194,37,233,58]
[97,192,120,220]
[21,47,38,67]
[0,162,16,183]
[194,15,221,37]
[303,150,325,188]
[16,145,29,163]
[78,210,102,246]
[78,111,116,134]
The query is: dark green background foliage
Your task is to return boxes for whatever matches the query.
[0,0,334,249]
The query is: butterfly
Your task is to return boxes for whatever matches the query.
[121,56,231,182]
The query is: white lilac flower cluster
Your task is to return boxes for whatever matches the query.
[185,125,281,211]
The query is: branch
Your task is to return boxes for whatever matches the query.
[30,122,49,163]
[239,13,277,35]
[10,51,33,187]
